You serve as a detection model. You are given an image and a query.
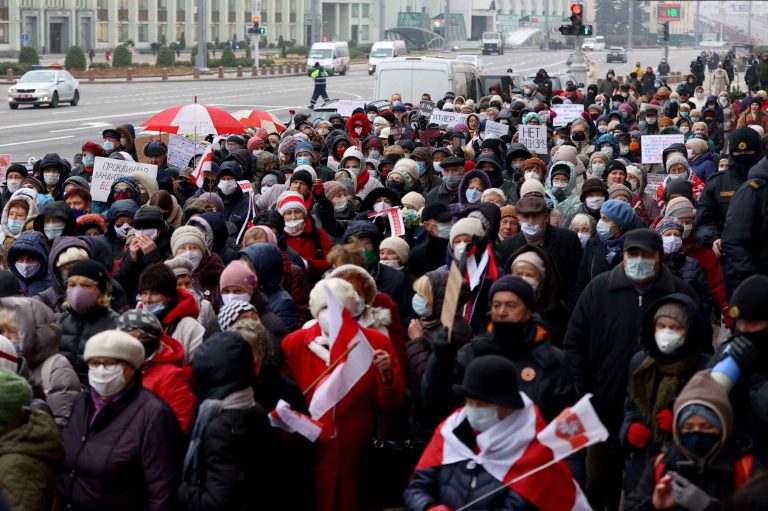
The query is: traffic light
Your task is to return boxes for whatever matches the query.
[570,4,583,27]
[248,15,260,34]
[559,3,592,36]
[661,21,669,42]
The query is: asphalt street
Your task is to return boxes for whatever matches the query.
[0,47,706,163]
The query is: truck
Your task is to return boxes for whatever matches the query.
[368,40,407,75]
[481,32,504,55]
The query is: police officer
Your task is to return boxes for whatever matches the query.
[309,62,329,109]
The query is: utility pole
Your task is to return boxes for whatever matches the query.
[251,0,261,68]
[627,0,633,50]
[442,0,451,51]
[695,0,700,46]
[748,1,753,44]
[195,0,207,71]
[544,0,550,50]
[379,0,386,40]
[312,0,320,44]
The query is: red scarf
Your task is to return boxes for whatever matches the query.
[463,242,499,322]
[356,170,370,193]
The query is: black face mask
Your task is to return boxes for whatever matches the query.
[386,181,405,195]
[175,181,197,197]
[680,431,720,459]
[571,132,587,142]
[492,322,530,358]
[730,152,761,171]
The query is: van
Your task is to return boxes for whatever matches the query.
[581,36,605,51]
[307,41,350,76]
[368,40,407,75]
[374,57,481,104]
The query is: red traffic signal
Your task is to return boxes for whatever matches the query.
[570,4,582,15]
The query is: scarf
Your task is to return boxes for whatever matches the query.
[356,169,370,193]
[662,250,686,278]
[182,387,256,483]
[463,242,499,322]
[602,232,625,265]
[629,353,700,444]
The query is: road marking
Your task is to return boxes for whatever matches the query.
[0,110,164,131]
[0,135,75,147]
[49,121,111,133]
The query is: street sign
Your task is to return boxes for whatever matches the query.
[20,34,29,44]
[658,3,681,22]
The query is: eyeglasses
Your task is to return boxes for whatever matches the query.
[87,360,121,370]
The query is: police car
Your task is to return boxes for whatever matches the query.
[8,64,80,109]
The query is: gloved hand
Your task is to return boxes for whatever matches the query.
[626,422,651,449]
[729,335,757,372]
[431,326,458,361]
[656,409,673,433]
[312,179,324,197]
[670,471,714,511]
[581,111,593,122]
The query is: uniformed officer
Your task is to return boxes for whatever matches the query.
[309,62,329,109]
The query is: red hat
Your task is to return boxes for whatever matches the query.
[76,213,106,234]
[247,136,265,152]
[277,191,307,216]
[463,160,476,172]
[646,67,653,73]
[81,141,106,158]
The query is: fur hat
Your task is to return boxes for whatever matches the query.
[309,278,362,318]
[379,236,410,265]
[170,226,206,255]
[519,179,546,198]
[56,246,89,269]
[84,330,145,369]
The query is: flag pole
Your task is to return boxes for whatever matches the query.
[302,340,360,396]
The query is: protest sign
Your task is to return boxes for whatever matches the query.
[90,157,158,202]
[484,120,509,138]
[417,100,435,120]
[335,100,365,117]
[517,125,548,154]
[640,134,685,164]
[429,111,468,128]
[0,154,10,181]
[644,173,665,197]
[551,104,585,127]
[168,134,206,169]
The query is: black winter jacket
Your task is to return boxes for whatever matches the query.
[408,235,450,278]
[59,306,121,385]
[425,182,459,206]
[115,226,174,305]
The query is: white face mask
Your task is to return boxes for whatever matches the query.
[379,259,402,270]
[577,232,591,248]
[585,196,605,211]
[179,249,203,269]
[655,328,685,354]
[333,199,348,213]
[519,275,540,290]
[453,241,468,260]
[680,126,690,134]
[6,179,21,193]
[43,172,59,186]
[465,404,500,432]
[601,147,614,159]
[520,221,542,237]
[523,171,540,182]
[682,223,693,240]
[354,126,363,135]
[222,293,251,304]
[15,261,39,278]
[284,218,306,236]
[114,223,132,239]
[218,179,239,195]
[134,228,159,241]
[662,235,683,255]
[88,364,127,398]
[44,224,65,241]
[373,201,389,212]
[597,125,608,134]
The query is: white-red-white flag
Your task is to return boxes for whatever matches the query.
[268,399,323,442]
[308,287,374,422]
[537,393,609,460]
[191,145,213,188]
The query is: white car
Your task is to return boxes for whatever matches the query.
[455,54,483,72]
[8,65,80,109]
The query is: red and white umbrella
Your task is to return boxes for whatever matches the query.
[141,98,246,135]
[231,109,287,133]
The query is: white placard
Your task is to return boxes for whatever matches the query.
[644,173,665,197]
[167,134,206,169]
[640,134,685,164]
[484,120,509,138]
[518,125,548,155]
[551,104,585,127]
[335,100,366,117]
[428,111,469,128]
[90,157,158,203]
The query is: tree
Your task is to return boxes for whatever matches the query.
[156,45,175,67]
[112,44,132,67]
[179,31,186,50]
[278,36,287,58]
[64,45,87,71]
[594,0,627,38]
[220,45,237,67]
[18,46,39,65]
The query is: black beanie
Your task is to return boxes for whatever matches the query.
[729,275,768,321]
[68,260,109,292]
[138,263,177,298]
[290,170,314,189]
[133,205,165,229]
[6,163,28,178]
[489,276,535,312]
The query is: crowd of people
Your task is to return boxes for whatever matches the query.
[1,54,768,511]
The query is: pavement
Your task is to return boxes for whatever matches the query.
[0,46,726,163]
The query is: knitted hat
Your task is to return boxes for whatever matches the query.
[247,136,266,152]
[389,158,419,188]
[68,260,109,292]
[665,197,695,219]
[729,275,768,321]
[293,141,315,157]
[226,135,246,148]
[685,137,709,156]
[379,236,410,265]
[500,205,517,219]
[655,217,684,236]
[138,262,177,298]
[83,329,144,370]
[401,191,426,212]
[600,199,636,230]
[323,181,347,202]
[293,164,318,180]
[309,278,362,318]
[449,217,485,246]
[117,308,163,341]
[291,169,314,190]
[519,179,546,198]
[654,300,689,328]
[625,165,643,184]
[218,300,259,332]
[608,184,633,202]
[220,261,258,296]
[132,205,165,229]
[246,225,278,246]
[171,226,206,255]
[665,153,690,171]
[603,160,627,180]
[198,192,225,212]
[0,369,32,427]
[658,116,674,128]
[677,403,721,433]
[489,276,535,311]
[511,251,546,278]
[164,256,194,277]
[57,246,89,269]
[550,162,571,181]
[277,191,307,216]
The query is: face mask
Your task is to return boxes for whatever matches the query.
[718,97,728,106]
[222,293,251,305]
[15,261,39,278]
[695,92,704,99]
[317,128,329,136]
[655,328,685,354]
[619,145,630,156]
[67,286,100,314]
[662,235,683,255]
[114,223,131,239]
[691,117,701,123]
[363,249,377,267]
[596,219,613,240]
[597,125,608,134]
[590,163,606,177]
[252,149,263,157]
[373,201,390,213]
[520,221,542,237]
[6,179,21,193]
[443,174,462,189]
[625,256,657,281]
[437,222,452,239]
[4,217,24,235]
[284,218,306,236]
[465,405,500,432]
[179,249,203,269]
[218,180,238,195]
[416,161,426,176]
[465,188,481,204]
[412,294,431,318]
[682,223,693,239]
[379,259,402,270]
[519,275,540,290]
[295,155,313,167]
[601,147,613,159]
[453,241,468,261]
[646,117,657,125]
[680,112,689,119]
[571,132,587,142]
[143,301,166,314]
[386,181,405,195]
[680,431,720,459]
[524,171,541,182]
[431,161,443,175]
[585,196,605,211]
[113,190,132,201]
[102,140,114,152]
[82,154,95,167]
[555,139,565,146]
[354,126,363,135]
[667,172,686,181]
[680,126,690,134]
[627,180,638,192]
[692,131,705,138]
[43,172,60,186]
[88,364,127,398]
[333,199,348,213]
[577,231,591,248]
[119,137,128,147]
[44,224,65,241]
[134,228,159,241]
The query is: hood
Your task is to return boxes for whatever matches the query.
[458,169,492,206]
[673,371,734,466]
[224,148,253,179]
[546,160,579,196]
[343,219,382,246]
[346,112,371,139]
[191,332,253,400]
[32,201,76,236]
[1,193,39,228]
[255,151,280,173]
[505,143,532,173]
[107,176,142,207]
[130,171,160,200]
[239,243,283,292]
[47,236,91,290]
[217,160,244,181]
[595,133,619,155]
[0,296,62,365]
[186,216,214,253]
[424,270,470,322]
[145,334,185,367]
[8,231,49,279]
[161,287,201,326]
[339,148,365,173]
[641,293,707,362]
[105,199,140,238]
[0,408,64,462]
[39,153,65,174]
[460,202,501,243]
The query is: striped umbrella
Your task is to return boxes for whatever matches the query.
[231,109,287,133]
[141,97,246,135]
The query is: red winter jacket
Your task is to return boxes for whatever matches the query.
[685,240,730,327]
[372,291,408,374]
[160,288,201,331]
[141,335,195,433]
[345,112,371,142]
[284,217,334,283]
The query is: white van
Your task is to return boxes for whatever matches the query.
[368,40,407,75]
[374,57,481,104]
[307,41,350,76]
[581,36,605,51]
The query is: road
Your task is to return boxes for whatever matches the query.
[0,47,706,163]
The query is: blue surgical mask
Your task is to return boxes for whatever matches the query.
[437,222,452,239]
[411,294,431,318]
[625,256,657,281]
[465,188,481,204]
[443,174,462,189]
[596,219,613,240]
[102,140,114,152]
[83,154,95,167]
[296,156,312,167]
[7,219,23,235]
[416,161,426,176]
[143,302,166,314]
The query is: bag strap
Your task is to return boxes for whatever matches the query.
[40,355,56,394]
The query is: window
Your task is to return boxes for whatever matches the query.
[176,24,184,40]
[157,23,167,43]
[97,0,108,21]
[0,0,7,21]
[138,0,148,21]
[0,23,7,44]
[97,22,108,42]
[362,4,369,17]
[228,0,236,21]
[361,25,369,40]
[351,3,358,17]
[138,23,148,42]
[118,23,129,42]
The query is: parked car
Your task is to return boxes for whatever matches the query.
[480,72,525,102]
[606,46,628,63]
[8,65,80,109]
[455,54,483,72]
[566,53,589,68]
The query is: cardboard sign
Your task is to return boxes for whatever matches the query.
[640,134,685,164]
[484,120,509,138]
[335,100,365,117]
[644,173,665,197]
[428,111,468,128]
[0,154,10,181]
[419,128,442,148]
[90,157,158,202]
[417,100,435,119]
[518,125,548,155]
[440,262,464,342]
[552,104,585,127]
[168,134,206,169]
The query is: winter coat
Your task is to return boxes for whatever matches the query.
[218,187,251,230]
[0,408,64,511]
[281,249,311,325]
[689,151,718,183]
[280,322,405,511]
[240,243,299,331]
[0,192,38,256]
[736,108,768,131]
[156,288,205,365]
[142,336,195,434]
[192,252,225,312]
[115,225,174,304]
[450,169,491,213]
[195,212,239,265]
[711,68,730,93]
[7,230,51,297]
[662,252,713,324]
[61,375,182,511]
[545,160,582,220]
[684,239,729,323]
[99,199,139,275]
[572,234,627,303]
[425,182,460,206]
[562,263,706,433]
[59,305,121,385]
[283,216,334,283]
[250,290,289,345]
[1,296,80,427]
[408,235,450,278]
